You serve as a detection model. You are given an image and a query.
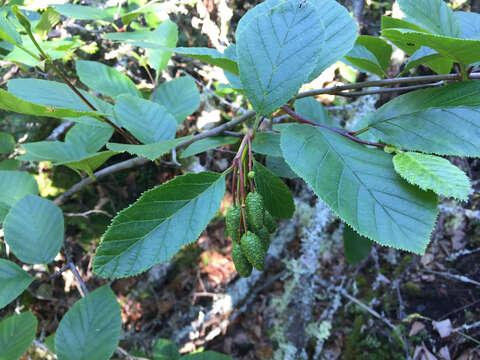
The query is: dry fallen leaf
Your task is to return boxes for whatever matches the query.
[432,319,452,338]
[409,321,426,337]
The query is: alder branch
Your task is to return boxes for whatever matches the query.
[333,81,444,97]
[54,110,255,206]
[296,73,480,99]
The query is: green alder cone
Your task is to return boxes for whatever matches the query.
[255,226,271,253]
[240,231,265,271]
[245,192,265,233]
[232,241,253,277]
[264,211,276,233]
[225,205,242,242]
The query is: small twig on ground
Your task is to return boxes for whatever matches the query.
[69,262,89,297]
[454,321,480,333]
[49,264,70,279]
[64,209,112,218]
[33,339,56,357]
[422,269,480,287]
[317,278,396,330]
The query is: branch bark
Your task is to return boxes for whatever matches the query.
[54,110,255,206]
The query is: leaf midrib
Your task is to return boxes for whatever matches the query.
[317,130,412,239]
[97,175,223,273]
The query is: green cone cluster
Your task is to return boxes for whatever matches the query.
[226,192,276,277]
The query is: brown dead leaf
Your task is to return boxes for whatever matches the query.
[409,321,426,337]
[255,345,274,359]
[413,343,437,360]
[200,250,235,286]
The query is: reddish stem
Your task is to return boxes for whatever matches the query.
[231,165,238,207]
[281,105,385,149]
[247,137,254,191]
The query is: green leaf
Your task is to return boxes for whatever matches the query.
[0,259,34,309]
[55,285,121,360]
[401,46,453,75]
[19,142,116,178]
[381,16,425,54]
[4,194,64,264]
[222,44,243,89]
[0,312,37,360]
[173,47,239,75]
[0,159,21,170]
[357,35,392,72]
[281,124,438,254]
[75,60,141,98]
[382,29,480,66]
[121,2,164,25]
[93,172,225,278]
[181,351,232,360]
[103,25,178,72]
[45,333,55,354]
[180,136,239,158]
[0,13,21,45]
[11,6,31,33]
[152,77,200,124]
[343,225,372,266]
[53,4,115,21]
[59,151,117,179]
[251,132,282,157]
[65,124,114,153]
[114,95,177,144]
[0,89,105,121]
[266,155,298,179]
[457,11,480,40]
[7,79,111,125]
[306,0,358,82]
[253,159,294,219]
[367,81,480,156]
[295,97,336,127]
[147,20,178,72]
[397,0,461,37]
[236,0,324,115]
[0,170,38,223]
[344,44,386,78]
[393,152,471,201]
[107,137,189,161]
[34,7,60,37]
[152,339,180,360]
[0,131,15,154]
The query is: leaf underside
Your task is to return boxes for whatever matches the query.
[281,124,438,254]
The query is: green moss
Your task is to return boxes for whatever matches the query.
[345,315,364,360]
[392,255,414,278]
[403,282,422,298]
